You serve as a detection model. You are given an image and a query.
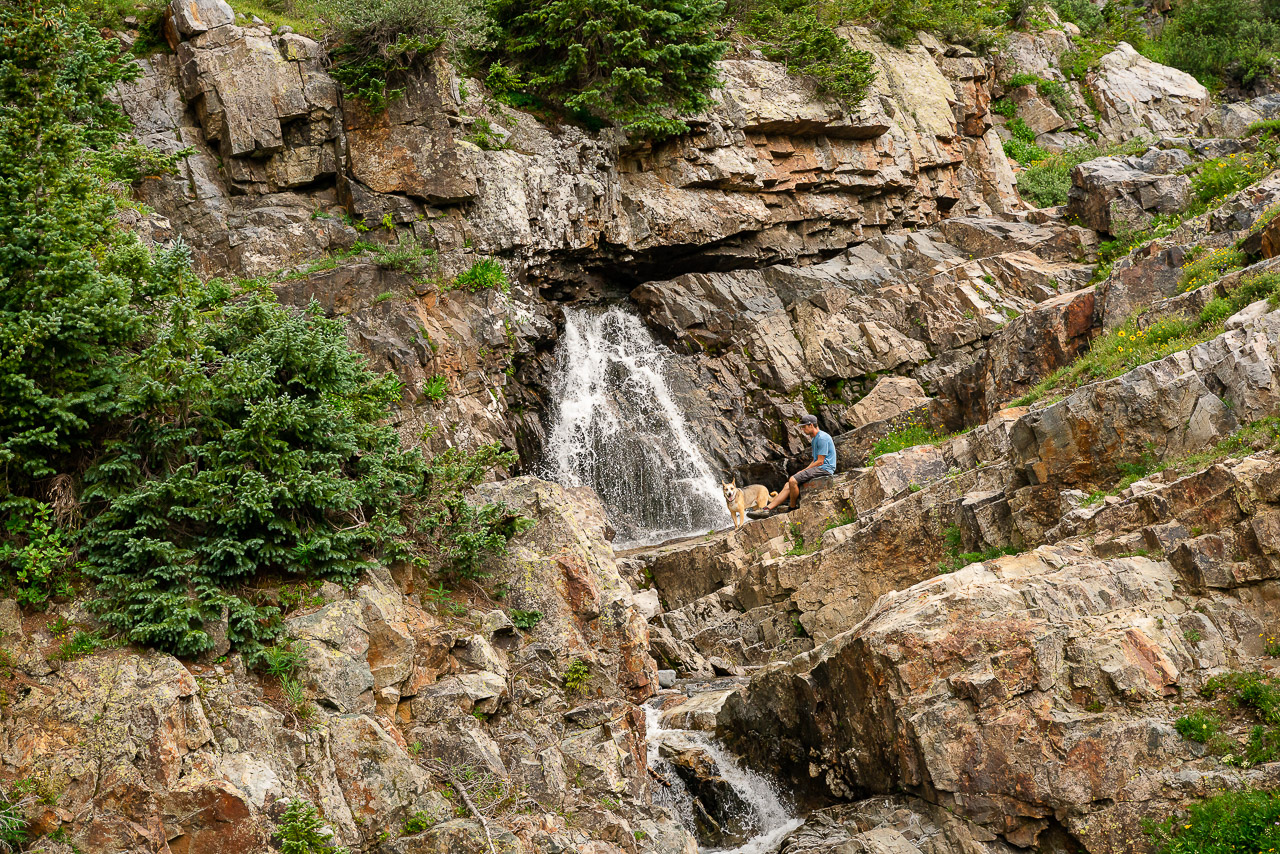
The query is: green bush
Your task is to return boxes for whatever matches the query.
[991,97,1017,118]
[737,0,876,106]
[318,0,489,110]
[80,293,524,657]
[0,1,174,512]
[1155,0,1280,87]
[510,608,543,629]
[1048,0,1104,33]
[1174,709,1221,742]
[455,258,510,292]
[424,374,449,402]
[0,789,26,854]
[1147,788,1280,854]
[563,658,590,694]
[1059,1,1146,78]
[402,811,436,833]
[1191,145,1280,205]
[278,799,349,854]
[484,0,727,137]
[837,0,1008,49]
[0,503,78,607]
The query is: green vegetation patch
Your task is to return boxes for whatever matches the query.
[1148,788,1280,854]
[0,4,528,661]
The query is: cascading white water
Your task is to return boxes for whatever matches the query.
[645,700,803,853]
[542,306,732,547]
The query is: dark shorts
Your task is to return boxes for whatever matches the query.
[793,467,834,486]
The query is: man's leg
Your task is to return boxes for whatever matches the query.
[785,476,798,509]
[763,483,782,511]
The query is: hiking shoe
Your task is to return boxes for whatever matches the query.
[746,508,773,520]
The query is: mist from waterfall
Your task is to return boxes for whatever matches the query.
[542,306,732,548]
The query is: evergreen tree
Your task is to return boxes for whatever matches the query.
[0,0,170,509]
[485,0,728,137]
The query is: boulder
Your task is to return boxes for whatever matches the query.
[287,600,375,713]
[1066,150,1192,234]
[1087,43,1212,141]
[719,546,1280,850]
[165,0,234,44]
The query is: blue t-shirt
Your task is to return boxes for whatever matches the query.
[811,430,836,474]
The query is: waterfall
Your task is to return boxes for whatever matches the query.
[542,306,732,548]
[645,699,803,853]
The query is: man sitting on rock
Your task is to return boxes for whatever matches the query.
[749,414,836,518]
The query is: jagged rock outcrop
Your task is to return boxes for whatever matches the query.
[1067,147,1193,234]
[1087,42,1212,141]
[3,480,696,853]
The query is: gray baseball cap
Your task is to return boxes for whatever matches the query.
[799,414,818,426]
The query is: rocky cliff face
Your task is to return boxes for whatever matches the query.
[16,0,1280,851]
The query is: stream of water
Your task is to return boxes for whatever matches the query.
[541,306,732,547]
[645,698,803,853]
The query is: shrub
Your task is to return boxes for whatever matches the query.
[837,0,1008,49]
[402,811,436,834]
[0,503,78,607]
[278,799,349,854]
[510,609,543,629]
[563,658,590,694]
[1191,144,1280,205]
[0,1,177,513]
[81,294,523,658]
[317,0,489,110]
[455,258,510,292]
[1174,709,1221,742]
[1155,0,1280,87]
[737,0,877,106]
[259,640,306,677]
[424,374,449,402]
[991,97,1017,118]
[1147,788,1280,854]
[51,629,106,661]
[1048,0,1104,33]
[1002,118,1050,164]
[0,789,27,854]
[484,0,728,137]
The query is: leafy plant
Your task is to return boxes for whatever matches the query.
[484,0,728,137]
[563,658,590,694]
[402,811,436,834]
[0,503,78,607]
[0,788,28,853]
[454,258,510,293]
[424,374,449,403]
[281,676,316,722]
[318,0,489,110]
[1147,788,1280,853]
[52,629,107,661]
[259,640,306,678]
[736,0,876,106]
[510,609,542,630]
[278,799,349,854]
[1174,709,1221,742]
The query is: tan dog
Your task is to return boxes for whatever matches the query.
[722,481,771,530]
